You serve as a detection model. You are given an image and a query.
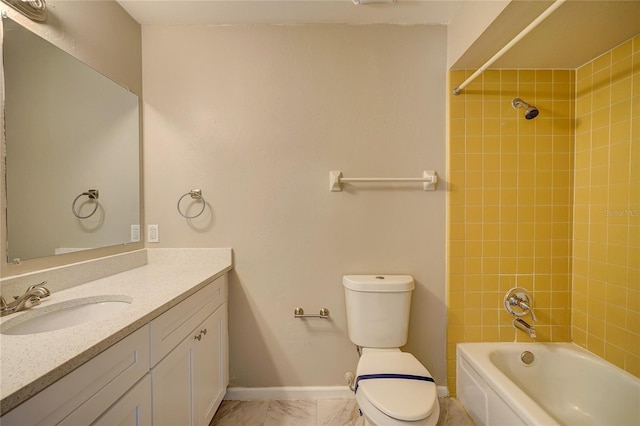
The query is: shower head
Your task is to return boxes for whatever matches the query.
[512,98,539,120]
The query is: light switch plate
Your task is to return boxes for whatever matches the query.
[147,225,159,243]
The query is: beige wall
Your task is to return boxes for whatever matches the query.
[142,24,448,387]
[0,0,142,277]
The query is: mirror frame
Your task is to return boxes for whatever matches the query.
[0,5,143,278]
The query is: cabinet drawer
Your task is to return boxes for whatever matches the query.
[150,274,226,366]
[1,325,149,426]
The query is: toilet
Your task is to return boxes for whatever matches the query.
[343,275,439,426]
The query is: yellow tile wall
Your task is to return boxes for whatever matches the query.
[447,69,575,395]
[572,35,640,376]
[447,35,640,395]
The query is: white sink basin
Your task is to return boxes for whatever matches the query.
[1,295,133,335]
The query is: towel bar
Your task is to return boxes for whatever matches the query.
[330,170,437,191]
[294,307,330,319]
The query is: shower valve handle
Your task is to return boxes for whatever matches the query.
[504,287,537,322]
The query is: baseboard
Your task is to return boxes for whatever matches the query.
[224,386,355,400]
[224,385,449,400]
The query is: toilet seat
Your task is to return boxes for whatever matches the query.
[355,351,438,422]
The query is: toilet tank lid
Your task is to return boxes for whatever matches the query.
[343,275,414,292]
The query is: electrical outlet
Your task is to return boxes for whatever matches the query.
[131,225,140,242]
[147,224,159,243]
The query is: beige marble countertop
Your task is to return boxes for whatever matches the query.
[0,248,233,415]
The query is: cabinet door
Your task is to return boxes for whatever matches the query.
[193,304,228,426]
[151,335,194,426]
[93,375,152,426]
[152,303,228,426]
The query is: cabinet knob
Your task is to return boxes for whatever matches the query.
[200,328,207,335]
[194,334,202,341]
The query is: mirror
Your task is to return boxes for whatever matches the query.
[2,17,140,262]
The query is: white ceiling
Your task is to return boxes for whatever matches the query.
[117,0,640,70]
[116,0,463,26]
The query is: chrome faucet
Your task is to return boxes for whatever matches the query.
[513,318,536,338]
[0,281,50,317]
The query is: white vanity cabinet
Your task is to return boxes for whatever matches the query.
[0,325,150,426]
[0,273,229,426]
[151,274,228,426]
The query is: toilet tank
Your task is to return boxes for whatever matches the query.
[343,275,414,348]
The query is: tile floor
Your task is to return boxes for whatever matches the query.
[210,397,475,425]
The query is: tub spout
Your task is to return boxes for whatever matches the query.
[513,318,536,338]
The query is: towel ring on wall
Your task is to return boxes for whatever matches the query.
[177,189,206,219]
[72,189,99,219]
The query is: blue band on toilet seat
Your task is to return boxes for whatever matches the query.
[354,373,435,393]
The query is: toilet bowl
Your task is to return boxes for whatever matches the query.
[343,275,440,425]
[355,349,439,425]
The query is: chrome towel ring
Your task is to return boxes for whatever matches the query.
[177,189,206,219]
[72,189,99,219]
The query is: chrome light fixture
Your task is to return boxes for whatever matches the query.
[1,0,47,22]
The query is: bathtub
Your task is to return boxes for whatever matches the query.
[457,342,640,426]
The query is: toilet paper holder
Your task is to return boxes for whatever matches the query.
[294,307,330,319]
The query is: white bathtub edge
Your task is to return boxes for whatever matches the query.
[457,342,561,426]
[456,342,640,426]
